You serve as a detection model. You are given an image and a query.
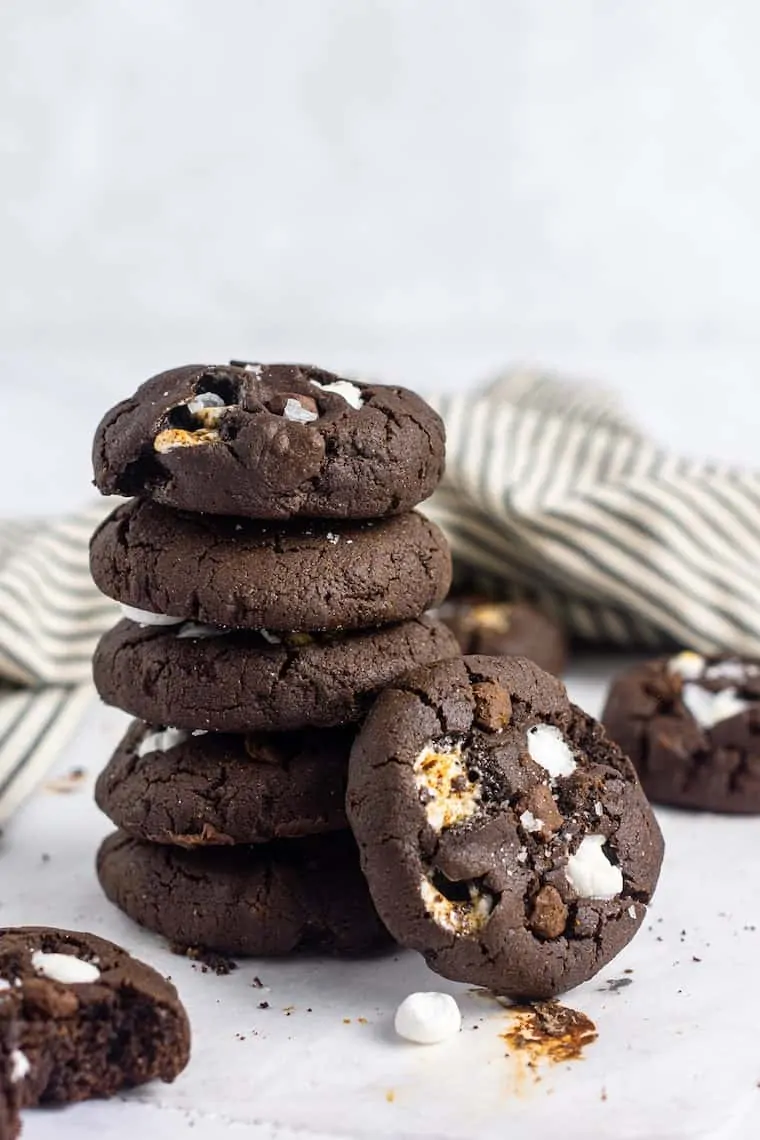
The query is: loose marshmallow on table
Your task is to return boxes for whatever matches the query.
[120,604,184,628]
[526,724,577,779]
[31,950,101,985]
[310,378,364,409]
[394,992,462,1044]
[565,835,623,900]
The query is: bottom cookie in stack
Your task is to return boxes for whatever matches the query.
[95,721,392,957]
[0,1001,21,1140]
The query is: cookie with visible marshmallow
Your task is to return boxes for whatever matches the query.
[92,362,446,519]
[603,651,760,812]
[0,927,189,1113]
[346,655,663,1000]
[433,595,566,676]
[90,498,451,633]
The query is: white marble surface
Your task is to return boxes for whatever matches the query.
[2,659,759,1140]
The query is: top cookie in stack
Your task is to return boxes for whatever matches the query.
[89,362,459,957]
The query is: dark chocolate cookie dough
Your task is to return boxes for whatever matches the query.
[90,498,451,632]
[93,615,460,732]
[434,595,566,676]
[97,831,392,957]
[96,720,352,845]
[347,655,663,1000]
[92,363,445,519]
[602,650,760,812]
[0,927,189,1109]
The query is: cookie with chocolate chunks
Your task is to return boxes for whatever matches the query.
[97,831,392,957]
[602,650,760,812]
[0,927,189,1110]
[96,720,352,845]
[92,363,445,519]
[346,655,663,999]
[93,615,459,732]
[90,498,451,632]
[434,595,566,676]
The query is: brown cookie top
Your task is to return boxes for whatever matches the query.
[92,363,446,519]
[97,831,393,958]
[434,595,566,676]
[93,615,460,732]
[0,927,190,1108]
[347,655,664,1000]
[90,499,451,632]
[602,650,760,812]
[96,720,352,845]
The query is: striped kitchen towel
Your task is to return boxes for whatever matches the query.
[1,367,759,819]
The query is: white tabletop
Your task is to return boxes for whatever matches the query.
[3,657,758,1140]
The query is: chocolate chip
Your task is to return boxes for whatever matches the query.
[519,784,564,833]
[472,681,512,731]
[530,885,568,940]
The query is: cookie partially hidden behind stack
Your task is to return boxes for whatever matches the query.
[90,361,457,956]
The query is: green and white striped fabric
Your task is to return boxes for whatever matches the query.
[1,369,759,819]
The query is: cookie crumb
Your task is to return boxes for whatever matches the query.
[171,944,238,976]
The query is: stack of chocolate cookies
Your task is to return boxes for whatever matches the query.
[88,362,458,957]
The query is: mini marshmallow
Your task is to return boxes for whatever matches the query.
[394,992,462,1044]
[120,604,184,628]
[310,378,364,409]
[138,727,190,758]
[681,683,750,729]
[31,950,101,985]
[283,398,318,424]
[187,392,226,414]
[668,651,705,681]
[526,724,577,779]
[519,810,543,834]
[704,659,759,683]
[176,622,228,640]
[565,835,623,900]
[10,1050,29,1083]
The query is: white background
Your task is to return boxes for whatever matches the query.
[2,0,760,510]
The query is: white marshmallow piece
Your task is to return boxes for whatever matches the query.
[283,397,318,424]
[565,835,623,900]
[176,622,227,640]
[120,604,184,628]
[681,683,751,729]
[704,659,759,683]
[187,392,226,414]
[310,378,364,409]
[526,724,577,779]
[394,992,462,1045]
[667,651,705,681]
[519,810,543,834]
[10,1050,30,1083]
[138,727,190,758]
[31,950,100,985]
[0,979,10,991]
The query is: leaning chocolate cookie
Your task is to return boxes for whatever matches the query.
[602,650,760,812]
[346,655,663,1000]
[92,363,445,519]
[93,615,460,732]
[0,927,190,1109]
[96,720,352,845]
[90,499,451,632]
[434,595,566,676]
[97,831,393,957]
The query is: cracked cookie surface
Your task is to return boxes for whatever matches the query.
[92,615,460,732]
[602,651,760,812]
[434,595,566,676]
[96,720,352,845]
[346,655,663,999]
[92,363,446,519]
[90,498,451,632]
[97,831,393,957]
[0,927,189,1110]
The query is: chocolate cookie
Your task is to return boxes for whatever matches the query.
[90,499,451,632]
[96,720,352,845]
[346,655,664,1000]
[0,927,190,1110]
[0,1002,20,1140]
[434,595,566,675]
[602,650,760,812]
[93,615,460,732]
[97,831,392,957]
[92,363,445,519]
